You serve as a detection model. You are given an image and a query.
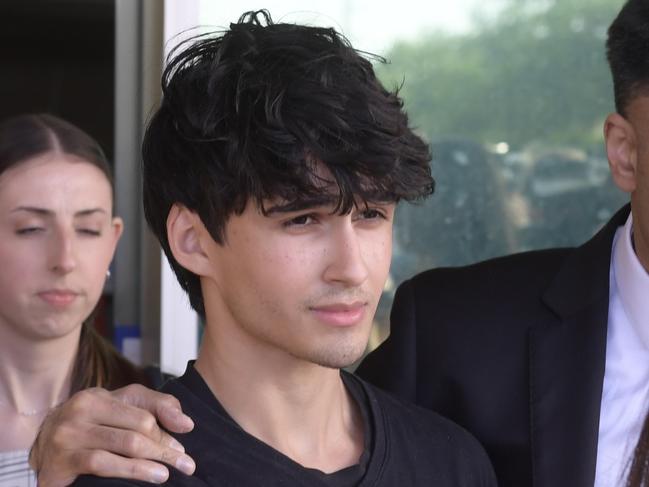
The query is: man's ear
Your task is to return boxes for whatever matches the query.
[605,112,637,193]
[167,203,212,277]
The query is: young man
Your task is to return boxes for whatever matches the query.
[66,10,495,487]
[358,0,649,485]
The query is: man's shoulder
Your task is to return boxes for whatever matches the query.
[353,374,497,483]
[362,374,484,444]
[404,203,628,298]
[72,468,209,487]
[410,247,572,294]
[73,476,163,487]
[390,248,573,333]
[72,476,143,486]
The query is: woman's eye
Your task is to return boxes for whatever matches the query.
[77,228,101,236]
[16,227,44,235]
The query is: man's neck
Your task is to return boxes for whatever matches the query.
[629,200,649,274]
[194,324,365,473]
[632,226,649,275]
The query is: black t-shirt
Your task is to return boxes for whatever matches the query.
[73,363,496,486]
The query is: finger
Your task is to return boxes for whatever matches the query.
[113,384,194,433]
[64,390,173,443]
[84,425,196,475]
[156,404,194,434]
[60,393,188,456]
[66,450,172,484]
[156,428,186,453]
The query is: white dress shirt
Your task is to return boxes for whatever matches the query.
[595,213,649,486]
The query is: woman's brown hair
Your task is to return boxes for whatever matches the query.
[0,113,148,392]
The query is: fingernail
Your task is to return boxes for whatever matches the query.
[150,466,169,484]
[171,408,194,430]
[169,437,185,452]
[176,455,196,475]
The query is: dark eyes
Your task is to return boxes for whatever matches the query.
[283,214,315,228]
[358,209,386,221]
[282,208,387,229]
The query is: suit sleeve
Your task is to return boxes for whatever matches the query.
[355,278,418,403]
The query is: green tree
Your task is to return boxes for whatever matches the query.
[377,0,624,151]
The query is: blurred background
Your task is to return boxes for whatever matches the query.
[0,0,628,372]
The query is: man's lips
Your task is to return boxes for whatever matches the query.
[309,302,367,327]
[38,290,79,307]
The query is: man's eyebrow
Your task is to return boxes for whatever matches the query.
[263,195,340,215]
[263,192,397,215]
[10,207,108,217]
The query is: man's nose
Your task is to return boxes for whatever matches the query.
[322,222,369,287]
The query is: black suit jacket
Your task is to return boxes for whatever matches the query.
[357,204,631,487]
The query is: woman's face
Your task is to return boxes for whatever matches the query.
[0,152,122,341]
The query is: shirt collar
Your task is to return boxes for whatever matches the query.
[612,212,649,349]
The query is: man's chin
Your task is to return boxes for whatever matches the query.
[307,343,368,370]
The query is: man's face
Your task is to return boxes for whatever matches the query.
[625,95,649,272]
[199,196,395,369]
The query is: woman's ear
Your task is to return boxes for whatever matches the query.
[605,112,637,193]
[166,204,212,277]
[111,216,124,243]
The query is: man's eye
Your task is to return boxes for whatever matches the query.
[283,214,316,227]
[359,209,386,220]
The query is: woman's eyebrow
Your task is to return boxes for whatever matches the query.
[10,206,52,216]
[74,208,108,217]
[9,207,108,217]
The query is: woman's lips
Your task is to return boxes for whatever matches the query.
[38,290,79,307]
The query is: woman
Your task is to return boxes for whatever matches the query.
[0,113,148,486]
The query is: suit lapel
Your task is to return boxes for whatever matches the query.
[529,205,630,487]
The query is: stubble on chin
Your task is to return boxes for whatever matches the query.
[300,328,371,370]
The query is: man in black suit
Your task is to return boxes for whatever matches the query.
[357,1,649,484]
[28,1,649,486]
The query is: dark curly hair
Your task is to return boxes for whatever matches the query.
[142,10,434,316]
[606,0,649,115]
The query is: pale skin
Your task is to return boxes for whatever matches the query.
[604,94,649,273]
[171,197,394,471]
[0,153,123,453]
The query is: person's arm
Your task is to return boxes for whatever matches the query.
[30,384,196,487]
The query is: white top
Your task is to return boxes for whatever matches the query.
[0,450,36,487]
[595,213,649,486]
